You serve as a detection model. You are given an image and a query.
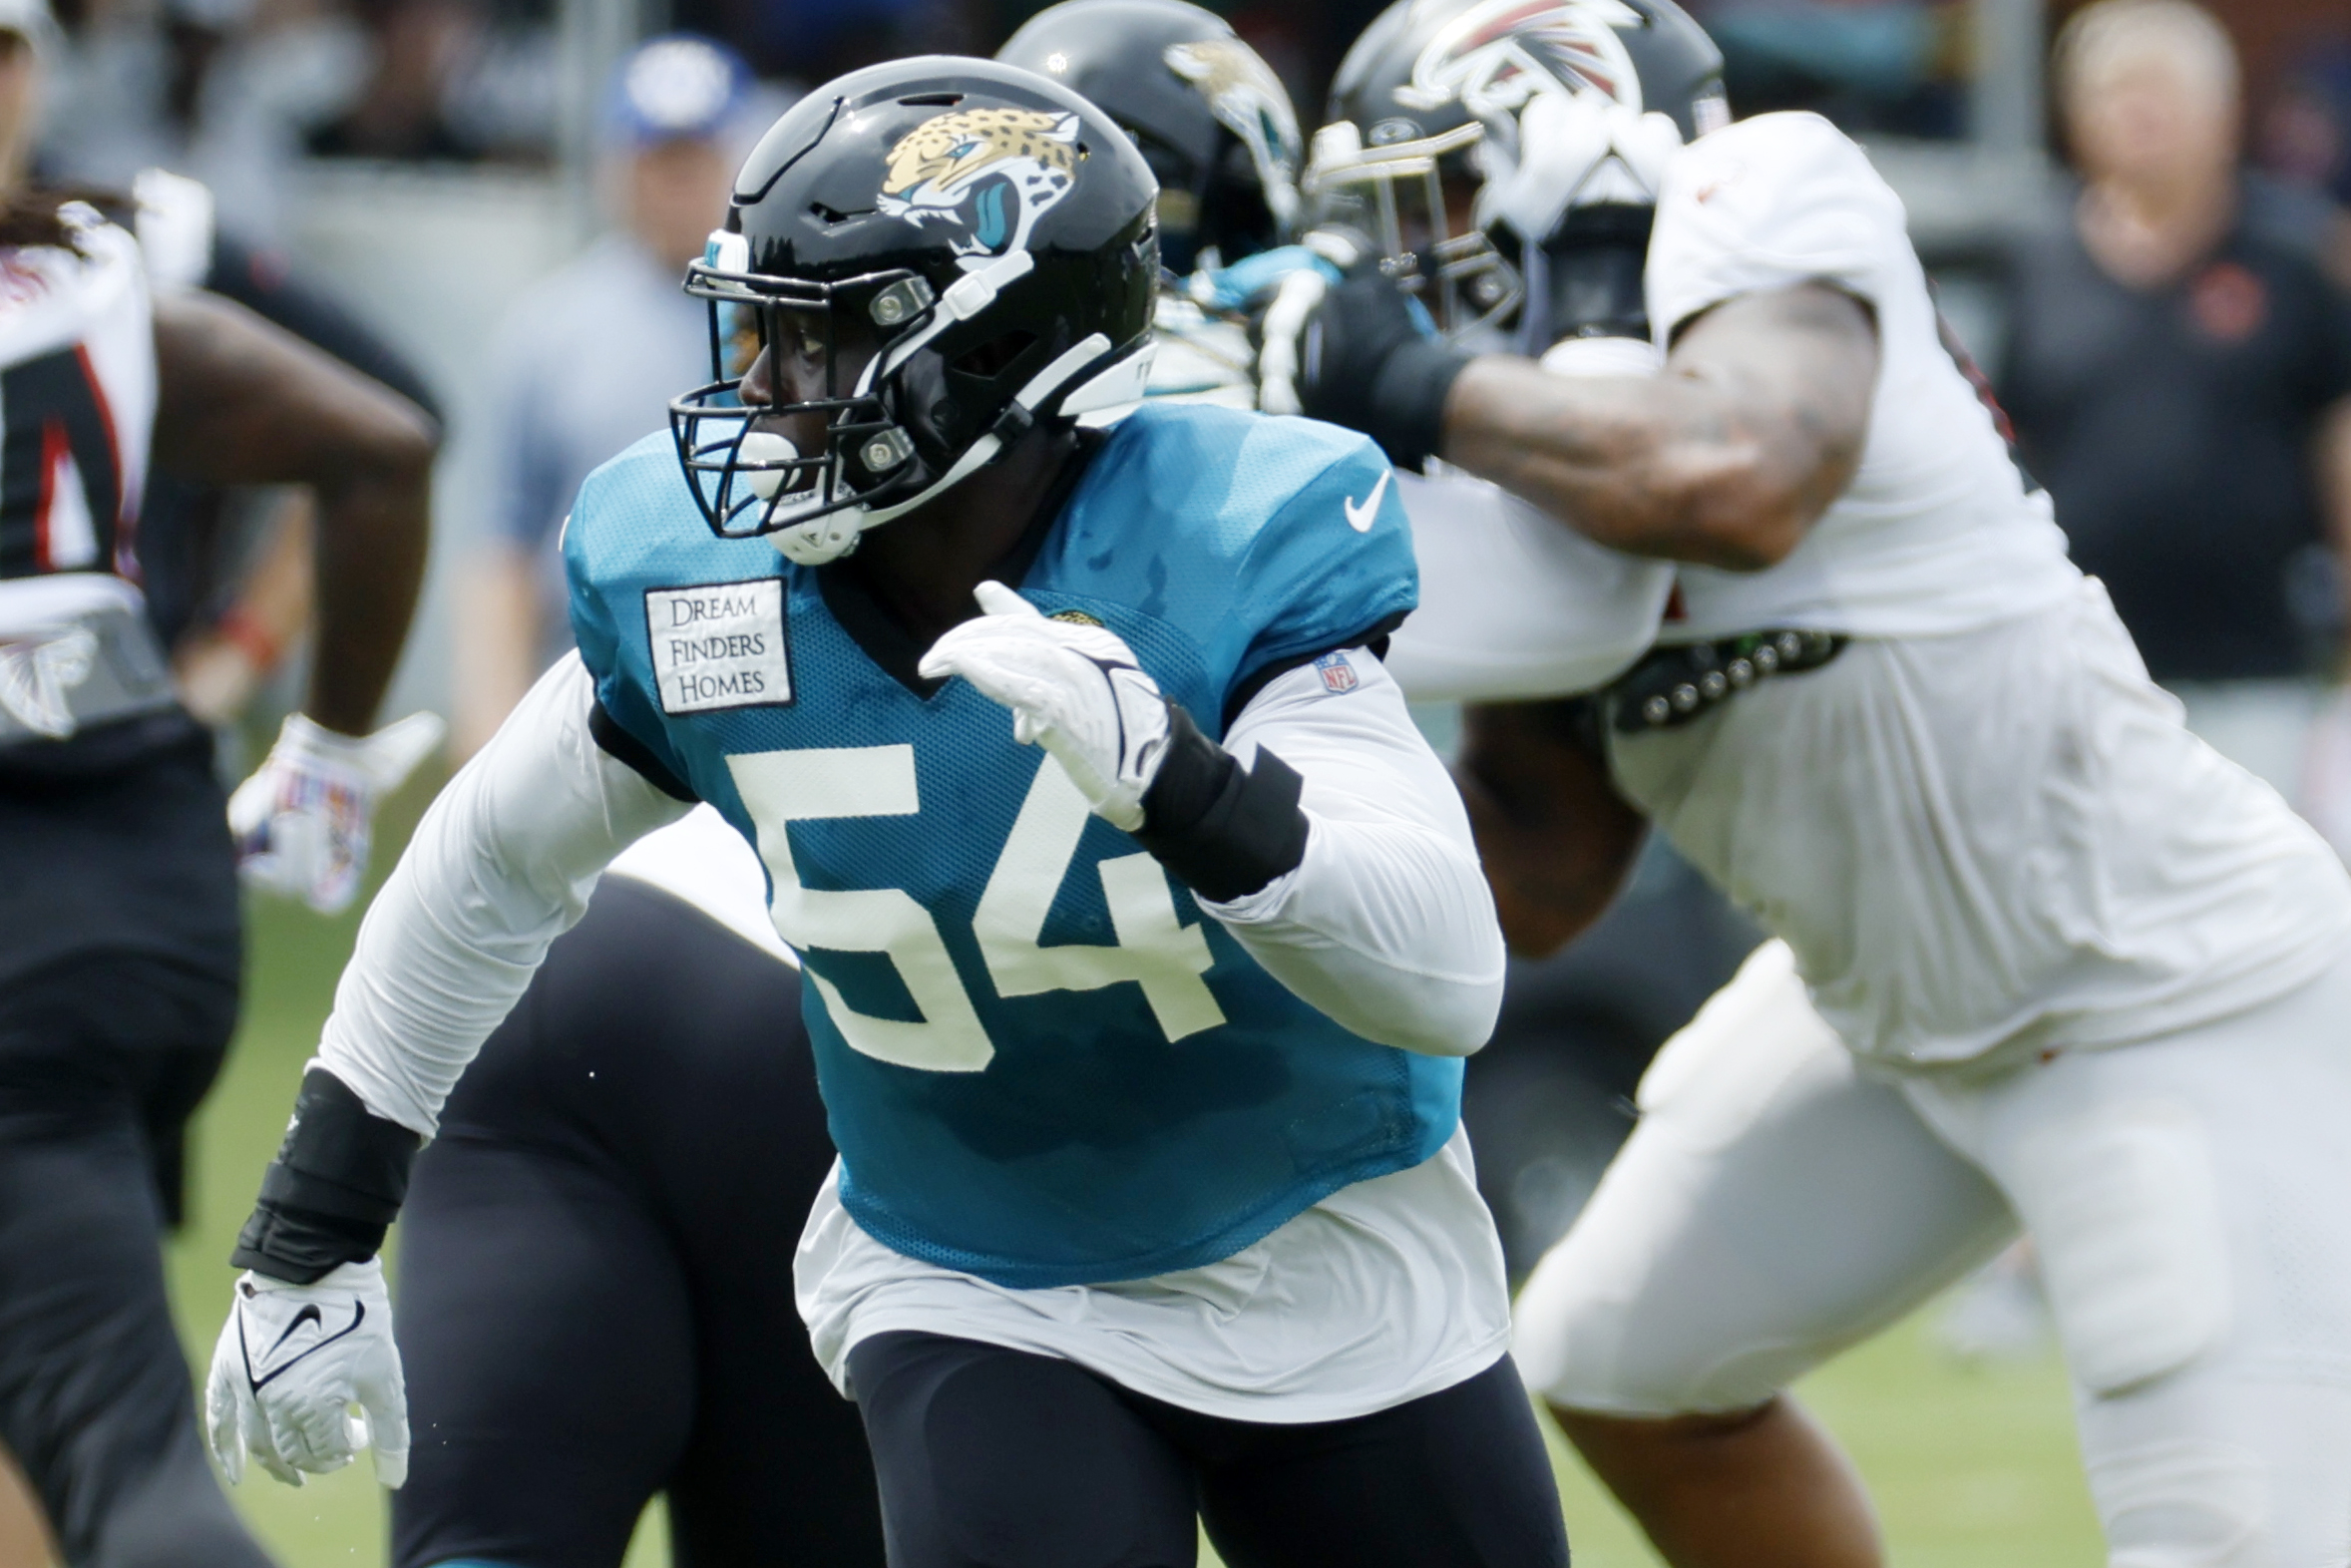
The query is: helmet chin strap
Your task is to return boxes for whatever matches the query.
[770,332,1138,567]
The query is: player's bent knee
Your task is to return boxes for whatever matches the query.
[1516,1233,1798,1417]
[2087,1441,2267,1568]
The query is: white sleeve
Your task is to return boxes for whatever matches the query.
[314,653,692,1134]
[1645,111,1907,342]
[1382,470,1670,707]
[1200,652,1505,1056]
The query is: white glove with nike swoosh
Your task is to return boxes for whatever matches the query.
[919,581,1171,831]
[205,1260,408,1489]
[229,711,445,916]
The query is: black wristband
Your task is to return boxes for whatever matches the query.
[229,1068,420,1284]
[1369,335,1471,475]
[1134,706,1311,904]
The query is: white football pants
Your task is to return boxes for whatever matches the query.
[1517,940,2351,1568]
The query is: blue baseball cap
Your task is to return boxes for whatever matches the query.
[602,34,755,150]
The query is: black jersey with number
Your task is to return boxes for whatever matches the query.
[1997,192,2351,683]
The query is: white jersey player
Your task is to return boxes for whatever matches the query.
[1291,1,2351,1562]
[0,21,439,1552]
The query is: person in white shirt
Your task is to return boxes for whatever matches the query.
[1292,1,2351,1561]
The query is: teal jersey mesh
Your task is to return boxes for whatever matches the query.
[564,403,1454,1288]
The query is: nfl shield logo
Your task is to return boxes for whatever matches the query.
[1314,651,1359,694]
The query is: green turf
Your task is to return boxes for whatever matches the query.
[165,773,2105,1567]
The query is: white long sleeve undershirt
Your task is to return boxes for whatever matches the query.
[315,646,1504,1137]
[1207,652,1504,1055]
[316,655,688,1135]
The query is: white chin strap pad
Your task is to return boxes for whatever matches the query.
[771,510,869,566]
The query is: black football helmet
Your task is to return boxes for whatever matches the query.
[997,0,1301,275]
[668,56,1159,565]
[1309,0,1726,340]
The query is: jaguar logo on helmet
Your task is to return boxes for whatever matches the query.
[1397,0,1645,122]
[878,108,1081,261]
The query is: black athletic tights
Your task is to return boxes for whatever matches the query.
[392,877,885,1568]
[0,735,264,1568]
[848,1333,1573,1568]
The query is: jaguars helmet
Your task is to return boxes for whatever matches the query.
[1308,0,1726,340]
[669,56,1159,565]
[998,0,1301,275]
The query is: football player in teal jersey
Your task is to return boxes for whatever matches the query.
[205,56,1570,1568]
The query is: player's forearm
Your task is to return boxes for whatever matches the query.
[1203,659,1506,1056]
[1440,356,1813,572]
[314,655,688,1135]
[153,290,438,735]
[305,449,432,733]
[1439,283,1878,573]
[236,658,685,1282]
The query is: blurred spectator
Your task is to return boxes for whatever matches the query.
[2257,38,2351,284]
[305,0,555,162]
[2263,39,2351,206]
[451,32,765,756]
[1995,0,2351,796]
[674,0,980,82]
[42,0,372,238]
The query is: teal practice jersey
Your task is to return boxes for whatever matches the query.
[566,403,1457,1289]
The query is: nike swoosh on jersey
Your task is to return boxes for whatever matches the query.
[1343,470,1391,533]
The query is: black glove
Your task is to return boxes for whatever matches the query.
[1298,264,1472,474]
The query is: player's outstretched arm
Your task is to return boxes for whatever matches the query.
[155,289,448,913]
[1299,266,1876,573]
[1441,283,1878,571]
[925,586,1505,1056]
[206,655,688,1489]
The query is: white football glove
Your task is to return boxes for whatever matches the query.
[228,710,444,915]
[919,581,1171,831]
[1474,92,1684,247]
[205,1260,408,1489]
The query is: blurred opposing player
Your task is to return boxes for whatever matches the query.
[0,4,437,1564]
[1291,1,2351,1563]
[1295,0,1721,942]
[206,56,1570,1568]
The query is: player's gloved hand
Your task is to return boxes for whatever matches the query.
[919,581,1171,831]
[1475,93,1682,247]
[205,1260,409,1489]
[228,710,445,915]
[1294,260,1471,474]
[1255,228,1360,417]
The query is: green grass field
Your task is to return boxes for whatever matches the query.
[164,777,2107,1567]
